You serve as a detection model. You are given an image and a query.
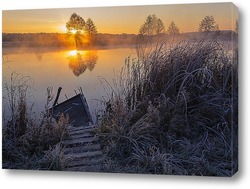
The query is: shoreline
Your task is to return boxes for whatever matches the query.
[2,44,137,55]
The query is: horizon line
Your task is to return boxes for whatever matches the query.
[2,29,236,35]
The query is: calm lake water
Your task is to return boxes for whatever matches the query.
[2,47,136,121]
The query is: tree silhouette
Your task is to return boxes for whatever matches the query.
[66,13,85,34]
[67,50,98,76]
[167,21,180,35]
[66,13,85,47]
[139,14,165,35]
[85,18,98,45]
[198,15,219,34]
[155,18,165,34]
[67,52,87,76]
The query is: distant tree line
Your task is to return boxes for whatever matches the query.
[2,33,75,48]
[2,31,235,49]
[2,15,236,49]
[138,14,223,36]
[2,33,138,48]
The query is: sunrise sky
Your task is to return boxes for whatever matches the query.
[2,2,237,34]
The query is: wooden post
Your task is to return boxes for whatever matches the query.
[53,87,62,107]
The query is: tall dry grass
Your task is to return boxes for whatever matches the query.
[98,37,238,176]
[2,73,69,170]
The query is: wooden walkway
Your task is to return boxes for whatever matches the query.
[62,124,104,172]
[51,92,104,172]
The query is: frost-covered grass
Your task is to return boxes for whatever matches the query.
[98,38,238,176]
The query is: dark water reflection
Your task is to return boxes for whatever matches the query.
[67,50,98,76]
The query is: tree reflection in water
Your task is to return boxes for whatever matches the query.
[67,50,98,76]
[35,52,43,62]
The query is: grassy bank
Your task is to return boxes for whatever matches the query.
[97,37,238,176]
[2,73,69,170]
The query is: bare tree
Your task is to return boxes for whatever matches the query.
[198,15,219,34]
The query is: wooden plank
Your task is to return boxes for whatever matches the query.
[63,136,98,146]
[69,130,94,136]
[66,157,104,168]
[69,126,85,130]
[69,125,91,129]
[68,128,96,135]
[79,94,93,124]
[68,126,95,132]
[68,125,95,132]
[64,143,101,154]
[66,133,94,140]
[65,150,102,159]
[68,126,88,131]
[49,93,105,171]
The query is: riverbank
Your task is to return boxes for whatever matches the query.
[97,37,238,176]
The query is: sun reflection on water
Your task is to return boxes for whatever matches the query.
[66,50,98,76]
[68,49,78,56]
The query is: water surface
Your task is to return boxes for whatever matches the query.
[2,47,135,121]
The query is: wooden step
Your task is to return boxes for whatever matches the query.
[62,123,104,171]
[66,156,104,168]
[68,129,96,136]
[68,125,95,132]
[68,128,96,135]
[64,143,101,155]
[65,150,102,160]
[63,136,99,146]
[66,133,95,140]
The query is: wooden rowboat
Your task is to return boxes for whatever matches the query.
[51,93,93,127]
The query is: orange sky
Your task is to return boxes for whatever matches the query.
[2,2,238,34]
